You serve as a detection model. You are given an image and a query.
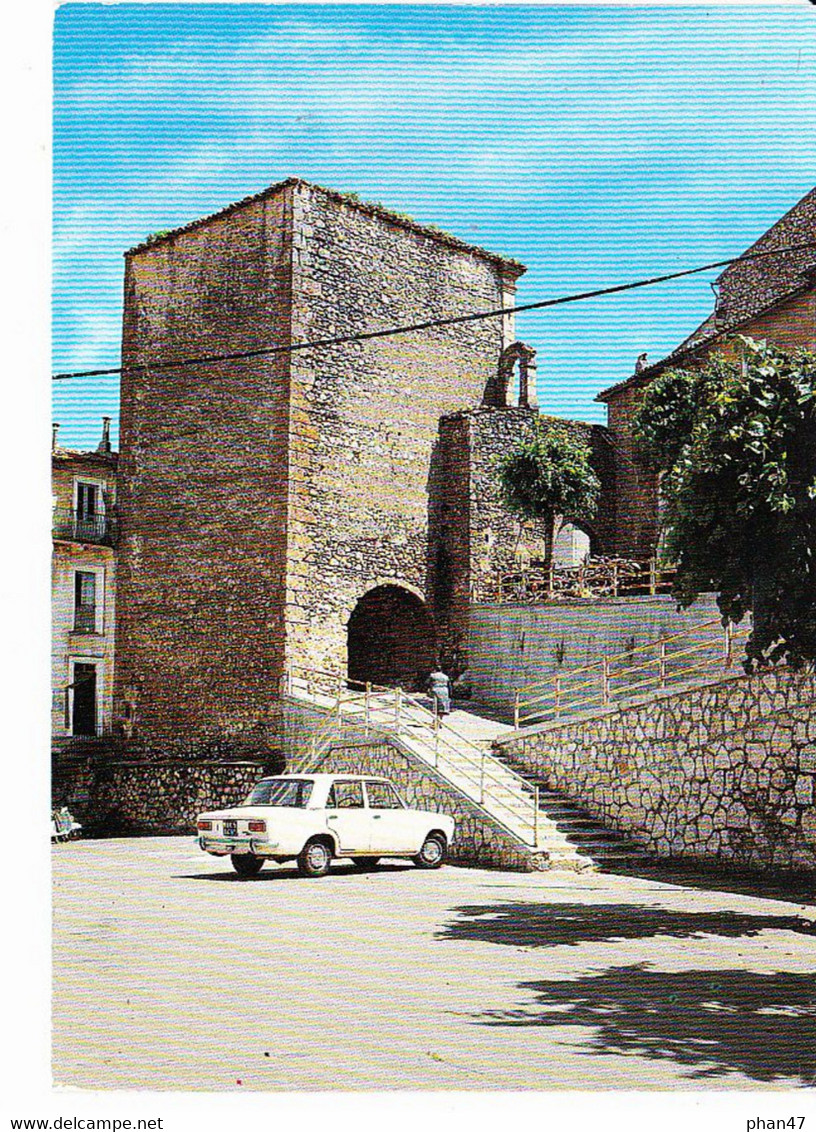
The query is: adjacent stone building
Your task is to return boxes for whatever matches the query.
[598,186,816,558]
[52,420,117,745]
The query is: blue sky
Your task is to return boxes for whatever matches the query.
[53,4,815,449]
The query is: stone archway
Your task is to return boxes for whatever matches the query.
[347,585,437,691]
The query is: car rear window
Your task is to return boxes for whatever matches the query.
[245,778,314,807]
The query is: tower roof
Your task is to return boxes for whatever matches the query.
[126,177,526,277]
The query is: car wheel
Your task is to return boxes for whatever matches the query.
[297,838,332,878]
[413,833,446,869]
[351,856,380,871]
[231,853,265,878]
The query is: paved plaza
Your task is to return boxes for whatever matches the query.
[52,838,816,1091]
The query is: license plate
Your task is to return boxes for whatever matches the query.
[222,820,238,837]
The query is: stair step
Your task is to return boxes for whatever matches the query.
[546,817,605,827]
[555,832,638,846]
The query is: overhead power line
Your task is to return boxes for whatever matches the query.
[52,241,816,382]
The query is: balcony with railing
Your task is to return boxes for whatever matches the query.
[52,508,116,546]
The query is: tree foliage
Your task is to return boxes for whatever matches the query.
[633,338,816,670]
[632,363,722,472]
[497,422,601,569]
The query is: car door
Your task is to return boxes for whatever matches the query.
[364,780,422,853]
[325,780,371,854]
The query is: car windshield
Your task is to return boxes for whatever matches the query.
[245,778,314,807]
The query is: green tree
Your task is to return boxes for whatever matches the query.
[633,338,816,670]
[631,362,724,473]
[497,422,601,571]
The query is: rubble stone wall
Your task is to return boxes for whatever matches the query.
[52,757,267,836]
[603,384,660,559]
[498,668,816,871]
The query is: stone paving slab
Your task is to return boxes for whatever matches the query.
[52,837,816,1091]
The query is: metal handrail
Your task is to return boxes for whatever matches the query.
[283,665,541,844]
[395,690,535,795]
[514,618,750,727]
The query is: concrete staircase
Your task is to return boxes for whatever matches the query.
[492,750,653,869]
[282,671,648,871]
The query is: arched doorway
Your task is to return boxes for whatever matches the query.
[553,521,593,567]
[347,585,437,691]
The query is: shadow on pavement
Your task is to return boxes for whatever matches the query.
[177,861,415,882]
[477,963,816,1086]
[437,902,816,949]
[606,861,816,906]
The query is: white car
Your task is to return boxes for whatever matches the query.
[196,773,456,878]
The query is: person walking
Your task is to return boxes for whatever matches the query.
[427,667,451,716]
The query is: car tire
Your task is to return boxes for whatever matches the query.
[413,833,446,869]
[231,853,265,878]
[351,856,380,871]
[297,838,332,878]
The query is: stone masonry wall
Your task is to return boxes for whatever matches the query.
[433,407,616,669]
[427,414,472,669]
[283,181,523,677]
[604,384,660,559]
[116,187,293,752]
[53,757,267,836]
[498,668,816,872]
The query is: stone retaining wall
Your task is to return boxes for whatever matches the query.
[498,668,816,872]
[52,757,267,835]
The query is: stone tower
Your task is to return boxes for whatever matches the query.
[115,178,525,751]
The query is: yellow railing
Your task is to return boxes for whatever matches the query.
[513,617,750,728]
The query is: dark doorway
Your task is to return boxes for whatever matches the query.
[72,662,98,736]
[347,585,436,691]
